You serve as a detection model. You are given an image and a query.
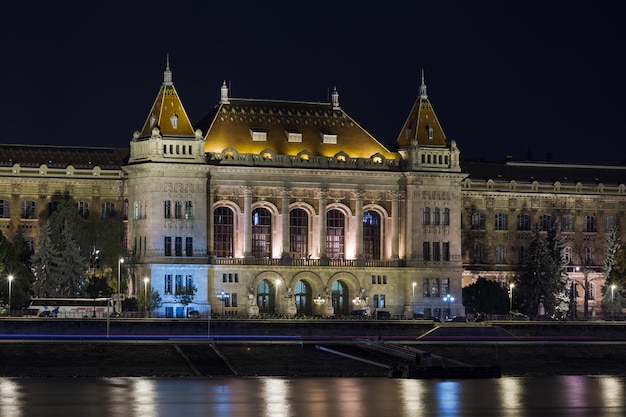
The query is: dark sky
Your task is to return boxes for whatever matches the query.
[2,1,624,164]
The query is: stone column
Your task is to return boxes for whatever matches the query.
[317,188,328,263]
[390,191,400,260]
[207,185,215,258]
[242,186,253,258]
[281,187,291,264]
[354,189,364,260]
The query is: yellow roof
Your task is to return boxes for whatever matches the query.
[200,99,397,159]
[139,61,195,137]
[396,76,447,149]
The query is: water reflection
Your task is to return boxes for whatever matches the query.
[1,376,625,417]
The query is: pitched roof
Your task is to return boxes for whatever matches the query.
[462,160,626,187]
[0,144,126,170]
[396,73,448,149]
[138,58,195,138]
[196,90,397,160]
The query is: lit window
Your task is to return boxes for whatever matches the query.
[287,131,302,142]
[250,129,267,141]
[321,133,337,144]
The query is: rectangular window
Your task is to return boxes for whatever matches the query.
[185,237,193,256]
[250,129,267,141]
[164,237,172,256]
[442,278,450,295]
[585,247,593,264]
[473,243,483,263]
[423,242,430,261]
[432,242,440,261]
[442,208,450,225]
[433,208,440,225]
[101,202,116,219]
[540,214,551,231]
[588,282,594,299]
[0,200,9,218]
[423,278,430,297]
[223,273,227,283]
[379,294,385,308]
[164,201,172,219]
[494,213,508,230]
[321,133,337,144]
[185,201,193,219]
[164,274,172,294]
[471,212,485,230]
[232,293,238,307]
[517,213,531,231]
[584,215,596,232]
[175,201,183,219]
[496,245,506,264]
[175,237,183,256]
[562,215,574,232]
[442,242,450,261]
[77,201,90,219]
[224,293,231,307]
[606,215,618,231]
[185,274,193,290]
[431,278,440,297]
[371,275,376,284]
[519,246,528,264]
[372,294,378,309]
[287,131,302,142]
[21,200,36,219]
[423,207,431,225]
[175,275,183,293]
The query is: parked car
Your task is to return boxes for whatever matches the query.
[349,309,369,317]
[187,310,201,318]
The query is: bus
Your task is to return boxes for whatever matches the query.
[23,298,113,318]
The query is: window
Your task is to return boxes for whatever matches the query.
[232,293,238,308]
[423,207,431,225]
[442,208,450,225]
[433,208,440,225]
[185,275,193,290]
[442,278,450,295]
[496,245,506,264]
[363,211,381,260]
[102,202,116,219]
[250,129,267,141]
[431,278,440,297]
[423,242,430,261]
[585,247,593,264]
[423,278,430,297]
[185,201,193,219]
[321,133,337,144]
[287,131,302,142]
[164,201,172,219]
[164,274,172,295]
[185,237,193,256]
[588,282,595,299]
[584,215,596,232]
[379,294,385,308]
[175,275,183,293]
[214,207,234,257]
[175,237,183,256]
[0,200,9,218]
[24,236,35,254]
[473,243,483,263]
[563,246,572,264]
[326,209,345,259]
[442,242,450,261]
[606,215,618,231]
[494,213,508,230]
[133,201,139,220]
[539,214,552,231]
[252,207,272,258]
[517,213,531,230]
[175,201,183,219]
[164,237,172,256]
[562,215,574,232]
[519,246,528,264]
[48,201,60,216]
[372,295,378,308]
[21,200,36,219]
[432,242,440,261]
[471,212,485,230]
[290,208,308,257]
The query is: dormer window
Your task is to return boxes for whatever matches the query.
[427,125,434,140]
[170,113,178,129]
[321,132,337,144]
[287,130,302,143]
[250,128,267,142]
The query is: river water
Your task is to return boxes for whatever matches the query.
[1,375,624,417]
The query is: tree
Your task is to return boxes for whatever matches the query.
[603,226,624,317]
[30,222,64,297]
[57,220,87,296]
[174,284,197,309]
[0,230,35,313]
[462,277,509,317]
[515,224,562,318]
[138,290,163,317]
[546,218,568,318]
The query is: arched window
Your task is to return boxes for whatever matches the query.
[252,207,272,258]
[363,210,381,260]
[214,207,234,257]
[326,209,345,259]
[257,280,272,314]
[331,280,349,315]
[289,208,308,257]
[294,280,312,315]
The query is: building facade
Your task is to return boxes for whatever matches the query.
[1,63,623,319]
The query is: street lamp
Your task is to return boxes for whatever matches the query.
[611,284,616,320]
[275,278,281,314]
[509,283,515,318]
[144,277,150,315]
[443,293,454,320]
[7,275,14,317]
[412,282,417,319]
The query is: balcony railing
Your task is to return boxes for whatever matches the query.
[211,257,405,267]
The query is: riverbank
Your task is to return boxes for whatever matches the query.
[2,342,626,378]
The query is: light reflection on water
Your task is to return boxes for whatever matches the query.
[1,376,625,417]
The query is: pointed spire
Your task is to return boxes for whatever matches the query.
[163,54,173,86]
[220,80,230,104]
[331,86,340,110]
[419,69,428,100]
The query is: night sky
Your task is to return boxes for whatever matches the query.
[2,1,624,164]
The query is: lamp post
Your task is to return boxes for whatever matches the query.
[144,277,149,316]
[412,282,416,319]
[509,283,515,318]
[275,278,281,314]
[117,258,124,313]
[443,293,454,320]
[7,275,14,317]
[611,284,616,321]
